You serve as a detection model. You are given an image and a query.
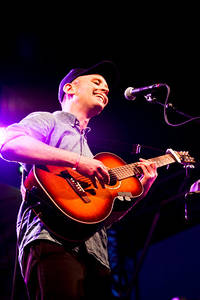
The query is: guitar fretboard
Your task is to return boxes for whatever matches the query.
[110,153,176,181]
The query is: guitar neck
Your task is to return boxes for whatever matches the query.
[110,153,177,181]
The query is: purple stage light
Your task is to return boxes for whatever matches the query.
[0,127,6,150]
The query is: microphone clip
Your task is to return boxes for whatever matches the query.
[144,93,157,103]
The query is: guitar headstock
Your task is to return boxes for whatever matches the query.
[167,148,195,167]
[177,151,196,167]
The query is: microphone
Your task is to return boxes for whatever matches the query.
[124,83,163,101]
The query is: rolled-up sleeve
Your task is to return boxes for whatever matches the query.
[0,111,55,152]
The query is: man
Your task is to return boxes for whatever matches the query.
[1,61,158,299]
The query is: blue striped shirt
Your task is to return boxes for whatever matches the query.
[4,111,110,273]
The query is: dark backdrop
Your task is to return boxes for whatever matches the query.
[0,8,200,300]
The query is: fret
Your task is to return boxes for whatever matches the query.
[148,154,175,167]
[111,153,177,181]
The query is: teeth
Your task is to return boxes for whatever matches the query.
[96,95,104,103]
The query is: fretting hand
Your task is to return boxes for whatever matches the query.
[137,158,158,197]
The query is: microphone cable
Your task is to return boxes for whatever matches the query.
[163,84,200,127]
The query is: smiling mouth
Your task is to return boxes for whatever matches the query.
[95,94,106,104]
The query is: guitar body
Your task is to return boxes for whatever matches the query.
[25,152,143,241]
[24,149,194,241]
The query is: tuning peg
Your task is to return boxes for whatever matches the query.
[184,164,195,169]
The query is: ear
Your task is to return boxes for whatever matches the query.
[63,83,75,96]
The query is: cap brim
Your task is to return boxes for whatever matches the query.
[82,60,120,89]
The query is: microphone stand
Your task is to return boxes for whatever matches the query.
[126,191,188,300]
[144,94,194,119]
[126,209,161,300]
[144,91,200,126]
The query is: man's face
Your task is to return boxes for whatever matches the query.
[71,74,110,117]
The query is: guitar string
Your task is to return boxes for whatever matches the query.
[68,154,175,184]
[73,156,168,182]
[72,164,141,184]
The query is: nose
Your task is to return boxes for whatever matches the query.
[101,86,109,96]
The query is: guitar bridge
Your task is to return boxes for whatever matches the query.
[59,171,91,203]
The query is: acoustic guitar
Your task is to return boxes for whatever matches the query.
[24,149,195,242]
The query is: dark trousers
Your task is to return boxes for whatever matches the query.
[21,240,112,300]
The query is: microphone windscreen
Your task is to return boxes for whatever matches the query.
[124,87,136,101]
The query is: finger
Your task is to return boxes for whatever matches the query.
[96,170,108,189]
[138,163,158,179]
[91,176,98,189]
[139,159,157,172]
[98,167,110,185]
[90,169,106,189]
[137,163,147,175]
[98,177,106,189]
[137,163,153,177]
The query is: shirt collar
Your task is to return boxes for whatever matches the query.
[53,111,91,135]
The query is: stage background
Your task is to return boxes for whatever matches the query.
[0,8,200,299]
